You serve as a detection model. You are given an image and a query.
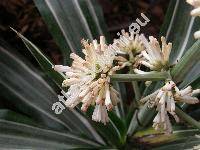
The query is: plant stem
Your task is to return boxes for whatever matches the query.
[128,69,141,101]
[112,82,125,119]
[110,72,169,82]
[140,90,159,103]
[127,103,156,136]
[132,81,141,101]
[175,106,200,130]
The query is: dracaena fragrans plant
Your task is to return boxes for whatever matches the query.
[53,31,200,134]
[1,0,200,149]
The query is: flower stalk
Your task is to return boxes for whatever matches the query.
[110,72,170,82]
[128,69,141,101]
[132,81,141,101]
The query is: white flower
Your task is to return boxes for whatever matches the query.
[111,30,144,54]
[109,30,144,69]
[134,35,172,73]
[174,86,200,104]
[153,110,173,134]
[186,0,200,39]
[54,36,121,124]
[187,0,200,15]
[92,104,109,125]
[142,80,199,133]
[193,143,200,150]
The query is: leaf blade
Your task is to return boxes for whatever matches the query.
[0,43,104,144]
[33,0,109,61]
[0,110,101,149]
[160,0,200,63]
[171,40,200,83]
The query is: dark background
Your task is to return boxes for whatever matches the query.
[0,0,169,65]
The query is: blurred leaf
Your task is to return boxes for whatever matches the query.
[33,0,109,64]
[0,44,104,144]
[160,0,200,63]
[0,110,101,149]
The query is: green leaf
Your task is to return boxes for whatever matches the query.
[33,0,109,63]
[11,28,65,89]
[0,44,104,144]
[134,127,200,149]
[86,107,126,147]
[153,134,200,150]
[108,112,127,145]
[0,110,101,149]
[110,72,170,82]
[112,82,125,119]
[160,0,200,63]
[127,103,156,136]
[0,109,41,127]
[178,62,200,88]
[96,114,126,147]
[191,76,200,89]
[171,40,200,83]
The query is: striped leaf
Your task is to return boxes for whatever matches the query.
[0,43,104,144]
[33,0,109,64]
[160,0,200,63]
[0,110,101,149]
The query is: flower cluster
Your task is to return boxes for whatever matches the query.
[142,80,199,133]
[187,0,200,39]
[54,36,121,125]
[113,30,144,55]
[110,30,144,69]
[134,35,172,74]
[53,29,199,131]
